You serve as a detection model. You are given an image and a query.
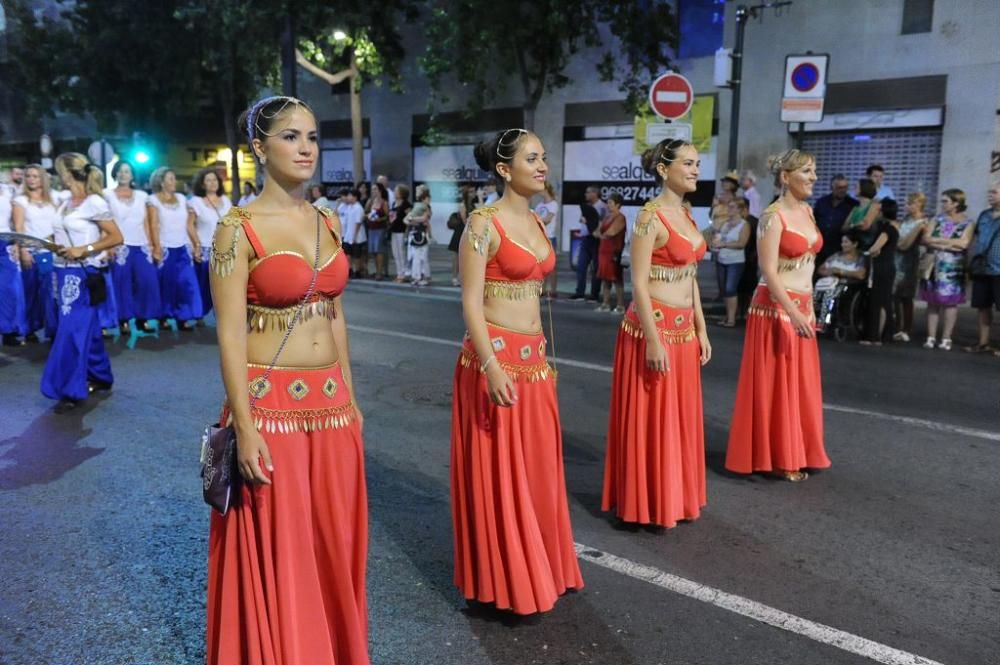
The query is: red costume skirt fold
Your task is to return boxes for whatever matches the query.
[451,324,584,615]
[726,285,830,474]
[207,362,369,665]
[602,301,706,527]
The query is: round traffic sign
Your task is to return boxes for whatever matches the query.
[791,63,820,93]
[648,73,694,120]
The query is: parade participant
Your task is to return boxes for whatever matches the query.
[42,153,122,411]
[147,167,202,329]
[187,167,232,319]
[726,149,831,481]
[13,165,60,340]
[207,96,369,665]
[602,138,711,528]
[452,128,583,615]
[105,161,161,331]
[0,188,27,344]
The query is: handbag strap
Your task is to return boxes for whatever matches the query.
[248,210,322,409]
[546,293,557,373]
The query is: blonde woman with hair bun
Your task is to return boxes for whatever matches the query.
[42,153,123,412]
[726,149,831,482]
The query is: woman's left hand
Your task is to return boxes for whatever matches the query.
[58,245,88,261]
[698,331,712,365]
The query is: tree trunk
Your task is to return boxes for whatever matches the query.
[220,53,240,205]
[349,50,364,186]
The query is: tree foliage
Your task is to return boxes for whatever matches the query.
[419,0,678,129]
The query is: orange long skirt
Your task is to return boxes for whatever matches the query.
[602,301,706,527]
[207,362,369,665]
[726,285,831,474]
[451,324,584,615]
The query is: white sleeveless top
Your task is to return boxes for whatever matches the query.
[147,194,190,248]
[187,196,232,248]
[717,219,747,265]
[13,194,60,240]
[104,187,150,247]
[54,194,113,268]
[0,193,12,233]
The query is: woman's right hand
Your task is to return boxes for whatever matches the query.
[486,362,517,407]
[646,338,669,373]
[236,427,273,485]
[152,246,163,264]
[789,308,815,339]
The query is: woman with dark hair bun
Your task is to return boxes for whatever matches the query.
[451,128,583,615]
[602,138,711,528]
[207,96,369,665]
[726,149,830,481]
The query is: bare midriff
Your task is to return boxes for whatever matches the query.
[646,276,697,308]
[762,261,814,293]
[482,297,544,334]
[245,316,340,367]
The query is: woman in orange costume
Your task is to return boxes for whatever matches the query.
[726,149,831,481]
[602,139,712,527]
[206,97,369,665]
[451,129,584,615]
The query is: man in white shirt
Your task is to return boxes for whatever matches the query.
[339,188,366,277]
[376,174,395,207]
[740,170,762,218]
[866,164,895,201]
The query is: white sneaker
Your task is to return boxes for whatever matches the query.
[923,337,936,349]
[595,304,610,312]
[893,332,911,342]
[939,338,952,351]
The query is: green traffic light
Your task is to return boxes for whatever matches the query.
[134,151,151,164]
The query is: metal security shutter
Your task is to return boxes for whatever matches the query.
[803,128,942,204]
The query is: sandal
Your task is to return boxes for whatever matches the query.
[716,320,735,328]
[768,470,809,482]
[963,343,994,353]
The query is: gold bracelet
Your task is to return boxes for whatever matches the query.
[481,355,497,372]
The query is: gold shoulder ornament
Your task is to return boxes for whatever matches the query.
[633,202,660,237]
[466,206,497,256]
[210,207,250,277]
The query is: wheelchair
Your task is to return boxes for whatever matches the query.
[813,275,869,342]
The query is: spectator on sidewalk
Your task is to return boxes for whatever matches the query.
[813,174,858,266]
[711,198,751,327]
[366,182,390,280]
[238,182,257,207]
[340,188,366,278]
[860,199,899,346]
[534,181,560,297]
[483,179,499,205]
[376,174,395,208]
[867,165,895,201]
[920,188,975,351]
[965,182,1000,354]
[842,178,881,251]
[892,192,930,342]
[734,197,759,320]
[740,170,762,218]
[405,185,432,286]
[594,192,626,312]
[570,186,605,301]
[389,184,412,282]
[710,171,739,222]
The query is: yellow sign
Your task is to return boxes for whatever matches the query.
[165,144,257,189]
[634,95,714,155]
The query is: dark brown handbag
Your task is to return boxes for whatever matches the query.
[200,211,322,514]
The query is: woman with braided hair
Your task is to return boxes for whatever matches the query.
[206,96,369,665]
[451,128,583,615]
[725,149,831,481]
[602,138,712,528]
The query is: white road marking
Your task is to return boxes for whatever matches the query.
[349,324,998,442]
[574,543,946,665]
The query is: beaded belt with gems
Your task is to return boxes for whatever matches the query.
[247,401,357,434]
[777,252,815,273]
[649,264,698,282]
[483,279,543,300]
[247,298,336,332]
[458,347,554,383]
[747,296,811,323]
[620,316,697,344]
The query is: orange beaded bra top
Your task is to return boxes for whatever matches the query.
[471,206,555,300]
[634,201,706,282]
[210,205,349,331]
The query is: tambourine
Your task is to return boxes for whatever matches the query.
[0,232,60,252]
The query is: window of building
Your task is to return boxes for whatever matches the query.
[902,0,934,34]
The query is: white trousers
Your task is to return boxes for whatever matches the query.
[409,245,430,280]
[391,233,408,277]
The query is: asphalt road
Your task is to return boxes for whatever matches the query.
[1,261,997,665]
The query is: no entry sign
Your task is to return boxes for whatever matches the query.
[649,73,694,120]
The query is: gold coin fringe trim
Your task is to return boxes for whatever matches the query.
[620,316,697,344]
[483,279,543,300]
[459,348,554,382]
[649,264,698,282]
[249,401,357,434]
[748,303,792,322]
[210,207,252,277]
[777,252,815,273]
[247,298,337,332]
